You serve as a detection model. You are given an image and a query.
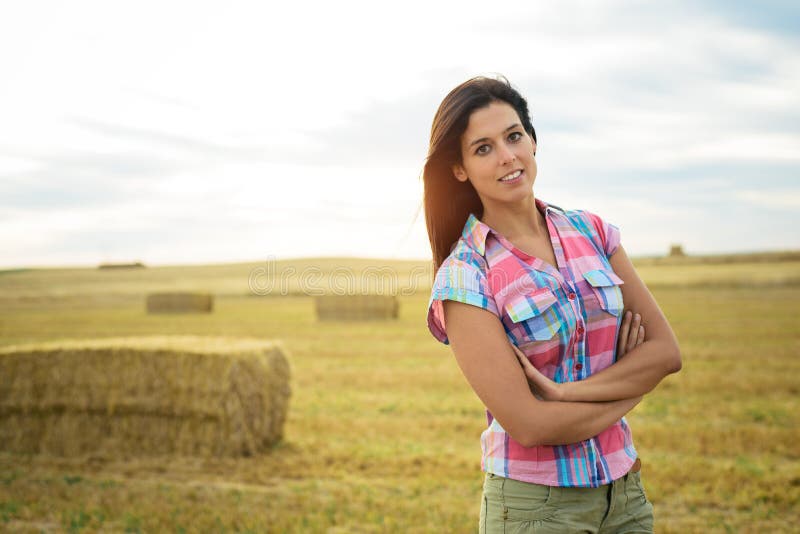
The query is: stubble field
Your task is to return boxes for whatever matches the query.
[0,257,798,532]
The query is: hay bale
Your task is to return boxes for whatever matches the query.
[98,262,146,269]
[146,292,213,314]
[314,295,399,321]
[0,336,291,457]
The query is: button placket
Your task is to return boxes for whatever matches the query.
[574,321,585,376]
[562,283,582,379]
[565,284,585,378]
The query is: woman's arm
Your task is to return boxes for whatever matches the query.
[559,244,682,402]
[513,308,646,400]
[443,299,643,447]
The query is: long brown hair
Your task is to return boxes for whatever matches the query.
[423,76,537,269]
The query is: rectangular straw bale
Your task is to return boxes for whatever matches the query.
[315,294,399,321]
[98,262,146,269]
[146,292,213,313]
[0,336,290,457]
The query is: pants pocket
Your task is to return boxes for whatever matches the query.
[501,477,556,521]
[482,473,559,533]
[625,472,654,532]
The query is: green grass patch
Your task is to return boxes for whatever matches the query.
[0,260,797,532]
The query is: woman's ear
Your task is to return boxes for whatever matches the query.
[452,163,469,183]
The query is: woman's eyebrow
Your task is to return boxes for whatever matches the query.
[468,123,522,147]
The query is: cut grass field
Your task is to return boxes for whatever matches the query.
[0,257,798,532]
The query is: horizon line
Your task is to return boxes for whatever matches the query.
[3,247,800,271]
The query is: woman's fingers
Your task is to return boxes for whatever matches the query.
[510,344,564,401]
[626,313,642,353]
[512,344,533,371]
[617,310,632,357]
[618,311,646,359]
[512,344,540,379]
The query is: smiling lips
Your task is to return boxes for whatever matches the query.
[499,169,523,183]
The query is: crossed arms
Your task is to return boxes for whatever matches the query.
[443,245,682,448]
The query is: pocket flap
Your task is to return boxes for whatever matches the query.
[504,288,558,323]
[582,269,624,288]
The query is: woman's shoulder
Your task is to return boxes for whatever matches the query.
[555,205,620,259]
[428,238,498,345]
[538,200,609,229]
[436,237,490,277]
[556,204,606,225]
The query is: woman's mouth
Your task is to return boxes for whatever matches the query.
[498,169,523,184]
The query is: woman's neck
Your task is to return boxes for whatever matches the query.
[481,195,546,240]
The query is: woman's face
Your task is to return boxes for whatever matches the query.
[452,101,537,212]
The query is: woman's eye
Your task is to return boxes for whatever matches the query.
[509,132,522,142]
[476,144,490,155]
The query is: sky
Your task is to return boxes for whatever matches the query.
[1,0,798,268]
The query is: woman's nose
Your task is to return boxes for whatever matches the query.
[498,144,516,165]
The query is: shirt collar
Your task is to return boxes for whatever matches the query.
[462,198,559,256]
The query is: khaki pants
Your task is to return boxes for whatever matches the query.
[479,469,654,533]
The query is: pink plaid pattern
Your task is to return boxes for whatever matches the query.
[427,199,637,487]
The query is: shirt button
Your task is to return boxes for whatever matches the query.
[576,325,585,336]
[568,292,576,301]
[575,363,583,371]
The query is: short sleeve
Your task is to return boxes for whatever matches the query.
[579,211,621,259]
[427,252,499,345]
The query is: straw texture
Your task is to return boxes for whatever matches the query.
[0,336,290,457]
[314,295,399,321]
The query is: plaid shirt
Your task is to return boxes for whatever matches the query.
[427,198,637,488]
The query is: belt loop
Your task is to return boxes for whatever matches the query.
[500,476,508,520]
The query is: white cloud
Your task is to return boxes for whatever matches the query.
[0,155,40,175]
[0,0,798,266]
[735,189,800,209]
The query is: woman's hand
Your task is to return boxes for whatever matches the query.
[512,311,646,402]
[511,344,565,402]
[617,310,645,360]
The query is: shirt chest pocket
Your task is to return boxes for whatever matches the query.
[503,288,562,342]
[582,268,625,317]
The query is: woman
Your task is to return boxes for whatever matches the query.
[424,76,681,533]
